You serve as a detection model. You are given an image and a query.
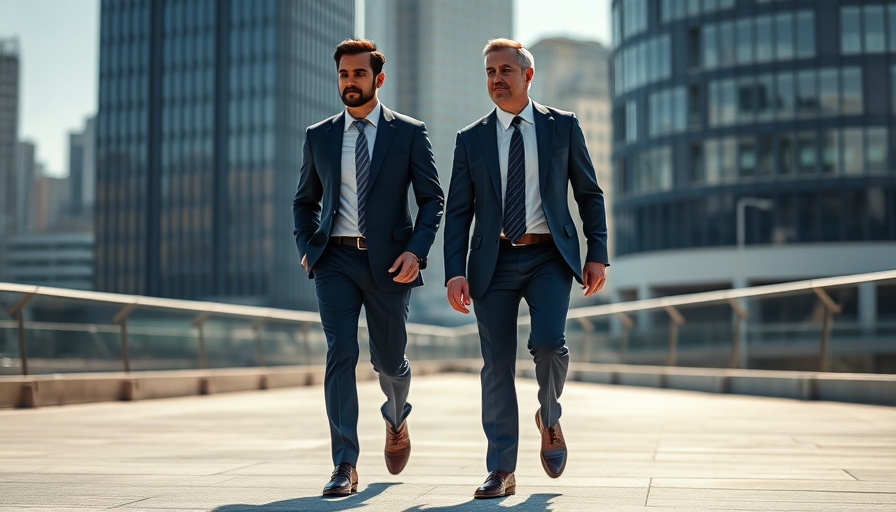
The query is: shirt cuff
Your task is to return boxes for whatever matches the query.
[446,276,466,285]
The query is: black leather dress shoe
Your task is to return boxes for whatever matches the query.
[322,462,358,497]
[473,470,515,499]
[535,410,567,478]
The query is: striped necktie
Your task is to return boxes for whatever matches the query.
[503,116,526,243]
[353,119,370,235]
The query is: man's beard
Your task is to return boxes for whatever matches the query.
[341,85,375,107]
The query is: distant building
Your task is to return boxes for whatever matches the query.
[365,0,513,323]
[530,37,614,291]
[0,231,94,290]
[610,0,896,323]
[95,0,354,309]
[32,166,71,233]
[0,37,20,236]
[15,140,35,233]
[68,116,96,222]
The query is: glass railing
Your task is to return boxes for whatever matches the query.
[2,269,895,376]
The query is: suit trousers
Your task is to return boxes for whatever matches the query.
[313,244,413,466]
[473,242,572,472]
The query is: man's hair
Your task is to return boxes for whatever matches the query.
[334,38,386,75]
[482,38,535,72]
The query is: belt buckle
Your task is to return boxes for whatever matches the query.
[356,237,367,250]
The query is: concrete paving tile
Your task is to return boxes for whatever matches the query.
[1,374,895,511]
[651,477,896,493]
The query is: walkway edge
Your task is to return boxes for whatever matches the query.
[2,360,894,408]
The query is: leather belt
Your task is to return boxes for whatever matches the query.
[500,233,553,247]
[330,236,367,250]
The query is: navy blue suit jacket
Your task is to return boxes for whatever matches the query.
[443,102,608,299]
[293,105,443,292]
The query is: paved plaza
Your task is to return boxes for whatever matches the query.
[1,373,895,511]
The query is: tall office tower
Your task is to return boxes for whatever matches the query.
[0,37,20,236]
[530,37,614,285]
[365,0,513,323]
[15,141,35,233]
[95,0,354,309]
[69,116,96,222]
[610,1,896,323]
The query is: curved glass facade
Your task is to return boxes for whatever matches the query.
[611,0,896,257]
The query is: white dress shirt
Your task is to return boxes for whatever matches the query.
[496,99,549,235]
[332,101,381,237]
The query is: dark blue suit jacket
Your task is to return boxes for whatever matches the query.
[293,105,443,292]
[443,102,608,299]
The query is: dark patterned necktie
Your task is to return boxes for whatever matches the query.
[503,116,526,243]
[353,119,370,235]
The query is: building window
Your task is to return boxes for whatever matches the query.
[841,7,862,55]
[797,131,817,174]
[821,130,840,175]
[703,24,718,69]
[755,15,773,63]
[842,128,864,175]
[776,71,795,120]
[795,11,815,58]
[841,67,863,115]
[625,100,637,143]
[775,12,794,60]
[777,133,794,176]
[688,28,701,70]
[864,5,886,53]
[736,19,753,65]
[818,68,838,116]
[866,127,888,174]
[889,5,896,51]
[738,137,757,178]
[796,69,818,117]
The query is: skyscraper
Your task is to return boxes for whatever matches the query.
[530,37,614,280]
[0,37,19,236]
[69,116,96,222]
[365,0,513,323]
[610,0,896,324]
[95,0,354,309]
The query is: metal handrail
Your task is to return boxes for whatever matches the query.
[2,268,895,375]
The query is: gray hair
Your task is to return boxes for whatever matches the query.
[482,38,535,72]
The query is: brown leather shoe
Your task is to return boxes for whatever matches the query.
[322,462,357,497]
[535,410,567,478]
[384,419,411,475]
[473,470,516,499]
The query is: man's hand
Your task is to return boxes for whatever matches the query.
[447,277,471,314]
[301,255,308,271]
[581,262,606,297]
[389,251,420,283]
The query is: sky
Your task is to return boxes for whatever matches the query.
[0,0,611,177]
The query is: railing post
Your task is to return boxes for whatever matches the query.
[298,324,312,363]
[251,319,266,367]
[813,287,842,372]
[112,304,137,373]
[664,306,686,366]
[614,313,633,363]
[727,298,748,369]
[576,318,594,363]
[5,292,35,376]
[191,312,210,369]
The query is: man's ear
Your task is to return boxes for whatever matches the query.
[525,67,534,85]
[376,72,386,88]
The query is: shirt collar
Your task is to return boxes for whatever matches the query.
[344,101,381,132]
[496,99,534,130]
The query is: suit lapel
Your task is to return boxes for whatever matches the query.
[369,106,396,189]
[327,113,345,184]
[533,102,553,193]
[476,110,502,200]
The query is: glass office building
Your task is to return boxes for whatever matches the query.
[95,0,354,309]
[610,0,896,320]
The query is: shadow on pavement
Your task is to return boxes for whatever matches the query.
[400,492,563,511]
[211,485,561,511]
